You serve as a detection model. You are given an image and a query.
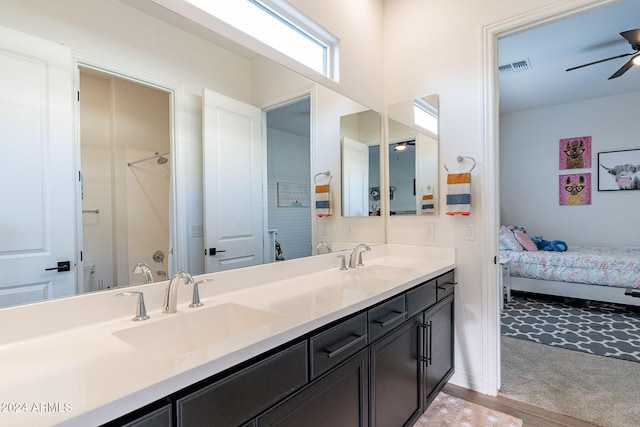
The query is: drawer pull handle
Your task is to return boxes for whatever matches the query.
[325,334,367,359]
[376,311,407,328]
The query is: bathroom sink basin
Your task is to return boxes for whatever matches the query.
[346,264,417,280]
[113,303,281,357]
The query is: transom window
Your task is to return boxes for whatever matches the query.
[180,0,339,80]
[414,99,438,136]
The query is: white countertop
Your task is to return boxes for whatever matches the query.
[0,244,455,426]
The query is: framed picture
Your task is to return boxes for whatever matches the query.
[277,182,310,207]
[559,173,591,205]
[559,136,591,169]
[598,149,640,191]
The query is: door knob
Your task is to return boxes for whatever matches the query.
[207,248,226,256]
[45,261,71,272]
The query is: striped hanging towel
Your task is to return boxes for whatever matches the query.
[315,183,332,217]
[446,171,471,216]
[421,190,435,215]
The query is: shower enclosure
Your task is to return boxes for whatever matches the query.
[80,68,171,291]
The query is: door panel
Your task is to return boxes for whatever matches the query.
[0,26,76,307]
[203,89,264,272]
[342,137,369,216]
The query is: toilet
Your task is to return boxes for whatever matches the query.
[83,263,96,292]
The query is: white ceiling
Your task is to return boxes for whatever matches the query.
[499,0,640,114]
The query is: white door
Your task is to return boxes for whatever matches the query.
[0,26,76,307]
[203,89,264,272]
[342,137,370,216]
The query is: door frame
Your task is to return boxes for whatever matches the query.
[73,52,188,290]
[481,0,618,395]
[258,85,316,252]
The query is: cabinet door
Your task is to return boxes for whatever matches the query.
[423,294,454,404]
[257,350,368,427]
[369,316,422,427]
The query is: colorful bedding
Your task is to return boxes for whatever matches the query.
[500,246,640,289]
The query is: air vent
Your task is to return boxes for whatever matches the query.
[499,58,531,74]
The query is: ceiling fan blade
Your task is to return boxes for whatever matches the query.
[566,52,633,72]
[608,54,638,79]
[620,29,640,49]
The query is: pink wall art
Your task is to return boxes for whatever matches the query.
[559,136,591,169]
[559,173,591,205]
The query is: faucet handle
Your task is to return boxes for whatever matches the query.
[337,255,348,271]
[190,279,214,308]
[116,291,150,321]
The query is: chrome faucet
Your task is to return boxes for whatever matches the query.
[133,263,154,284]
[315,241,333,255]
[349,243,371,269]
[163,270,194,313]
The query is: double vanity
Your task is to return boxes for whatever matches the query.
[0,244,455,426]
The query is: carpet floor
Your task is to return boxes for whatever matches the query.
[501,292,640,363]
[501,336,640,427]
[414,392,522,427]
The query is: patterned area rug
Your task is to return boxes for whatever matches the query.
[413,392,522,427]
[501,292,640,363]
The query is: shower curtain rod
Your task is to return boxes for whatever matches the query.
[127,151,170,166]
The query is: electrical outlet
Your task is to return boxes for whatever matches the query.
[463,224,475,241]
[425,222,435,240]
[346,222,353,237]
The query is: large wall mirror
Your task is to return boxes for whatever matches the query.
[340,110,382,217]
[387,95,439,216]
[0,0,384,309]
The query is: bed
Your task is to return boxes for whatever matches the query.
[500,246,640,306]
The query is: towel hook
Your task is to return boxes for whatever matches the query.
[444,155,476,172]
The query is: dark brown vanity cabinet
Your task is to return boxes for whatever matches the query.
[102,270,455,427]
[370,272,455,427]
[369,316,423,427]
[257,350,368,426]
[423,294,454,404]
[176,341,308,427]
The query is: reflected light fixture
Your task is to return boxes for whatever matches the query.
[633,55,640,66]
[394,142,407,151]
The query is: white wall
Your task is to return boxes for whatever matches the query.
[501,90,640,246]
[382,0,586,393]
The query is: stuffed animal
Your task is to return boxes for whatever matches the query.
[529,235,567,251]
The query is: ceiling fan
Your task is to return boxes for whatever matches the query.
[566,28,640,79]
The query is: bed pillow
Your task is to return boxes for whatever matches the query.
[499,226,523,251]
[513,230,538,251]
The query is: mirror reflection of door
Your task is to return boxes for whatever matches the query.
[266,97,312,262]
[0,27,76,308]
[388,138,417,215]
[79,69,171,291]
[342,137,370,216]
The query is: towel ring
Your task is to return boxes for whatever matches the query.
[444,155,476,172]
[314,171,332,183]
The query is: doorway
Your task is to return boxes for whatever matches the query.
[265,97,312,261]
[489,0,629,403]
[79,68,171,291]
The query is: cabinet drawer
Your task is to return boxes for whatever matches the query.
[436,270,455,300]
[176,341,307,427]
[406,279,437,317]
[119,404,172,427]
[310,313,367,379]
[368,294,406,342]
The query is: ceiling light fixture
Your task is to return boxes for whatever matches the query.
[394,142,407,151]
